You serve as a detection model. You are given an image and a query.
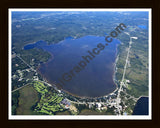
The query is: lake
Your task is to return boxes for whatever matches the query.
[132,97,149,115]
[24,35,120,97]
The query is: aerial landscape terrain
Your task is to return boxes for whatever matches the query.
[11,10,150,117]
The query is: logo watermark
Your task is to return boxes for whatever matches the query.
[55,23,127,88]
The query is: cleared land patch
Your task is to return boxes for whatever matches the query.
[79,109,114,115]
[16,85,39,115]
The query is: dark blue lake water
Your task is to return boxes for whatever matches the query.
[24,35,120,97]
[132,97,149,115]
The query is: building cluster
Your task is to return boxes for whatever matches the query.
[61,99,71,109]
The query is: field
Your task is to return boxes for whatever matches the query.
[79,109,114,115]
[16,85,39,115]
[56,110,71,115]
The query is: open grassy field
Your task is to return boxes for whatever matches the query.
[16,85,39,115]
[79,109,114,115]
[56,110,71,115]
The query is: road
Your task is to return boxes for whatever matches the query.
[116,33,132,115]
[12,83,30,93]
[16,55,36,72]
[12,52,37,92]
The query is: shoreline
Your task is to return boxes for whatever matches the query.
[36,51,120,99]
[102,44,120,98]
[137,95,149,101]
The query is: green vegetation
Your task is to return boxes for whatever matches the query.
[79,108,115,115]
[116,26,149,98]
[75,104,115,115]
[56,110,71,115]
[20,48,51,67]
[33,81,64,115]
[16,85,39,115]
[75,104,89,113]
[120,90,136,115]
[12,91,20,115]
[33,81,48,94]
